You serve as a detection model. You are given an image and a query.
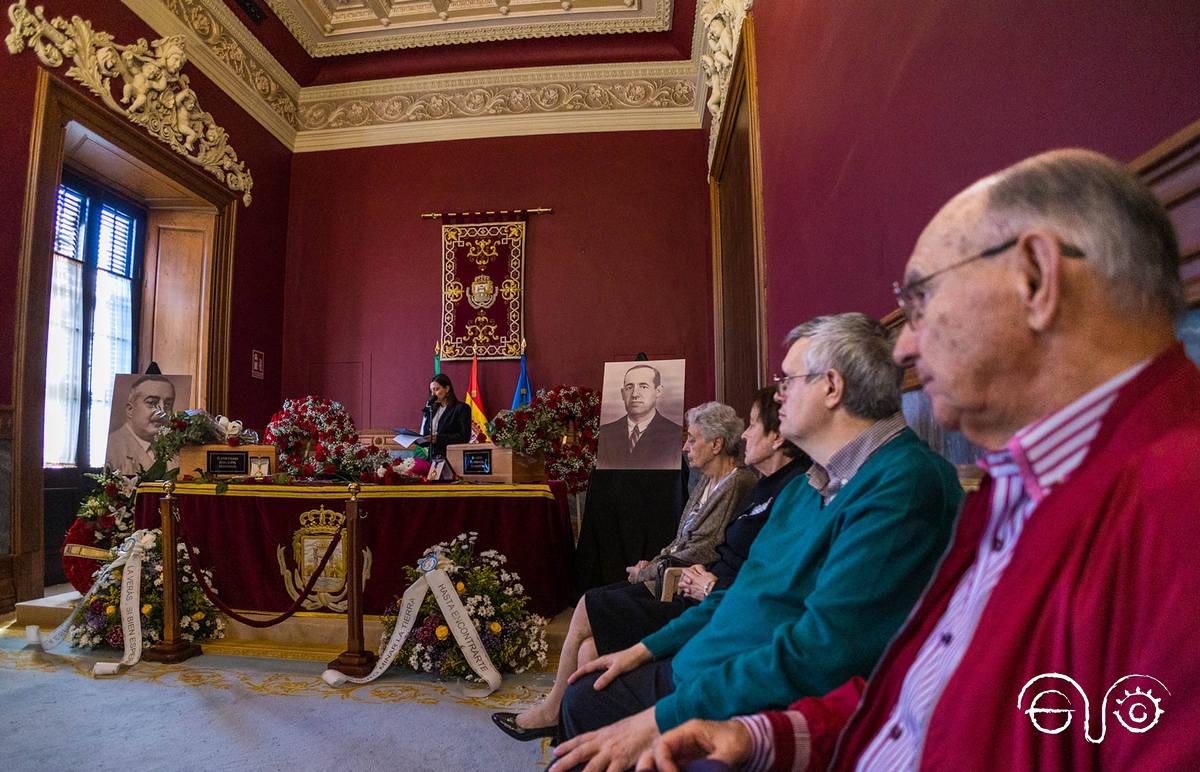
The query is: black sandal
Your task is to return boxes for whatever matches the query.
[491,712,558,742]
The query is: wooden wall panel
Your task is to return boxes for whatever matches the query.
[1133,117,1200,306]
[709,17,767,415]
[140,210,215,408]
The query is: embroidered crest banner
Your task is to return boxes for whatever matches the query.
[439,215,526,360]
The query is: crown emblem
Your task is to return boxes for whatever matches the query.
[298,505,344,534]
[278,504,370,612]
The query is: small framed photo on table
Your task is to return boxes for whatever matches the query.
[427,459,447,482]
[250,456,271,477]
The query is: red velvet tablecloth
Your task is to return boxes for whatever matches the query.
[135,481,573,618]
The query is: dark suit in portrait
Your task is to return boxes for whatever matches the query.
[596,411,683,470]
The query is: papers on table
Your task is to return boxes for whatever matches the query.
[392,429,429,449]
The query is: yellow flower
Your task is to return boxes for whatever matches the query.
[489,621,501,634]
[455,582,465,593]
[435,625,450,641]
[105,605,116,616]
[191,611,206,621]
[141,604,152,616]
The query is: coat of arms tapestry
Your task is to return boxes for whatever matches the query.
[438,214,526,360]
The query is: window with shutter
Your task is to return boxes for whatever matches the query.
[43,172,144,468]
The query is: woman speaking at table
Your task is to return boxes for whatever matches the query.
[420,373,472,458]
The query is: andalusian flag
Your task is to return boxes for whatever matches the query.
[465,355,490,442]
[433,343,441,375]
[511,348,532,410]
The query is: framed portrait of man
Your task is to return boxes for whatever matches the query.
[596,359,686,470]
[104,373,192,475]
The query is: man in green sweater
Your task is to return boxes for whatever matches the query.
[551,313,963,771]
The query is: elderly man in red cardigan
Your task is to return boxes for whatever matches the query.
[639,149,1200,771]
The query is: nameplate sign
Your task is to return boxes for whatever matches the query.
[178,444,277,478]
[445,443,546,483]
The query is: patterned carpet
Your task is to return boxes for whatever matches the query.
[0,623,555,771]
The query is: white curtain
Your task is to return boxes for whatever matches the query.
[89,269,134,468]
[43,255,83,465]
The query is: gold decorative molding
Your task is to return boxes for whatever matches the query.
[699,0,752,166]
[118,0,707,150]
[160,0,299,127]
[266,0,672,58]
[123,0,299,147]
[5,0,255,205]
[295,62,697,150]
[298,62,695,130]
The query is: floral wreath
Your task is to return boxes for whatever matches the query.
[491,385,601,493]
[61,470,138,593]
[382,532,548,680]
[67,532,225,650]
[265,395,429,482]
[60,473,226,649]
[264,396,359,476]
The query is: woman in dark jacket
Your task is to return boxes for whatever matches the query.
[492,388,807,741]
[421,373,472,458]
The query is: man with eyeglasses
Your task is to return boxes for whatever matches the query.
[639,150,1200,771]
[550,313,961,771]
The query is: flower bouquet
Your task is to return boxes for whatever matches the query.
[264,395,428,483]
[67,532,225,649]
[148,409,261,480]
[61,470,139,593]
[491,385,601,493]
[381,532,548,680]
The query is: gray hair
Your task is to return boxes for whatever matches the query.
[784,313,901,420]
[984,149,1183,318]
[685,401,744,457]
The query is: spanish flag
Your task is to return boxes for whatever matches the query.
[465,355,490,442]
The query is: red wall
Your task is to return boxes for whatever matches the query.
[282,130,713,431]
[0,1,291,428]
[753,0,1200,356]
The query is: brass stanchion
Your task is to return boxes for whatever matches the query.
[143,480,202,663]
[328,482,377,676]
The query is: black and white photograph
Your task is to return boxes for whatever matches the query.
[595,359,685,470]
[104,373,191,475]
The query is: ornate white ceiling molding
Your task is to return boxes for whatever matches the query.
[698,0,752,166]
[123,0,300,147]
[267,0,673,58]
[294,62,697,150]
[295,106,698,151]
[6,0,255,204]
[116,0,708,151]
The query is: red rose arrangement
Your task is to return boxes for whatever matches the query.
[61,471,139,593]
[264,395,426,483]
[491,385,600,493]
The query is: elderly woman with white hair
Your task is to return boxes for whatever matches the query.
[493,401,757,741]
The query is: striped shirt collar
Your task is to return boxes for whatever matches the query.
[808,412,907,500]
[979,360,1148,504]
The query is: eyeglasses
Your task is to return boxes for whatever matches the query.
[892,236,1085,329]
[772,371,825,395]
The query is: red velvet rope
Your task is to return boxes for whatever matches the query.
[172,501,347,628]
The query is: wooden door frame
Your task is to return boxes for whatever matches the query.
[8,70,235,603]
[709,15,768,401]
